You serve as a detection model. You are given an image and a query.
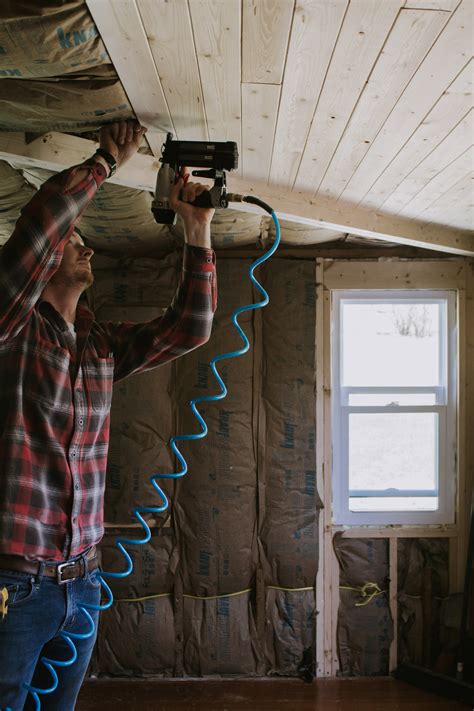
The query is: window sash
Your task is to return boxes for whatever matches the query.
[340,385,446,406]
[339,294,448,390]
[331,289,456,525]
[340,406,444,497]
[348,489,439,498]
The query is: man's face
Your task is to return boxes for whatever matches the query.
[51,231,94,290]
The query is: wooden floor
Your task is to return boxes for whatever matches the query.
[77,678,469,710]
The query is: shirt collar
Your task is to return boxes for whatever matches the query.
[38,300,94,335]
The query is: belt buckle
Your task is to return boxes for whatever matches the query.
[56,560,78,584]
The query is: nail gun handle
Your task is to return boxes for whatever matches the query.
[177,188,215,209]
[186,191,214,209]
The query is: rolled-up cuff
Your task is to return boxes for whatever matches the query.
[183,243,215,272]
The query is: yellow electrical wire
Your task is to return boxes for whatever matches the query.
[113,585,314,604]
[339,581,386,607]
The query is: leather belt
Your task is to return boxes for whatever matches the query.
[0,546,98,584]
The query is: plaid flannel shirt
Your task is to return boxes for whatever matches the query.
[0,161,216,561]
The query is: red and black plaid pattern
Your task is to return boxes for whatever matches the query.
[0,162,216,561]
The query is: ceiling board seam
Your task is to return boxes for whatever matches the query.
[417,170,474,226]
[266,0,296,186]
[338,59,472,207]
[289,0,351,193]
[133,0,174,137]
[379,108,474,214]
[311,3,405,199]
[396,146,474,219]
[186,0,210,141]
[403,0,462,8]
[354,53,473,211]
[333,5,458,206]
[346,0,468,208]
[403,7,454,11]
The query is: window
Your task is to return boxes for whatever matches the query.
[331,290,456,525]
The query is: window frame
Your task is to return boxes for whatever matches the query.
[331,288,457,525]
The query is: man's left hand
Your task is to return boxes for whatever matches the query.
[99,120,147,170]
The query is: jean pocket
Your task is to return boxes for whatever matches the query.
[0,573,36,607]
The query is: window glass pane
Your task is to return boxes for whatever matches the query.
[342,302,441,386]
[348,393,437,406]
[350,496,438,512]
[348,412,438,500]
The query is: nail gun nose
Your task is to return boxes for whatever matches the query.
[192,169,216,179]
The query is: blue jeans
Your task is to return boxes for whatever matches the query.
[0,562,100,711]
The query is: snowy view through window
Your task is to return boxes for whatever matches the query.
[342,301,442,512]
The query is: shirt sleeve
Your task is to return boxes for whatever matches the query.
[98,245,217,382]
[0,161,107,341]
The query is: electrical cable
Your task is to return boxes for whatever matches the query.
[17,199,280,711]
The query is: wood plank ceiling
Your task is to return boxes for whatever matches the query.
[85,0,473,244]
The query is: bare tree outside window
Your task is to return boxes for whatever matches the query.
[392,305,433,338]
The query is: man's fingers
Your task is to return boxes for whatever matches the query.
[111,123,119,142]
[118,121,128,145]
[168,177,183,210]
[134,126,147,147]
[125,122,134,143]
[181,183,208,202]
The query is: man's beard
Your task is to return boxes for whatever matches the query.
[50,267,94,290]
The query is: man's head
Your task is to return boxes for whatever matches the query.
[49,229,94,291]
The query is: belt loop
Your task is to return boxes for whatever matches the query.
[36,562,46,585]
[82,547,91,578]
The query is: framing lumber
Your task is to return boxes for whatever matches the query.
[0,131,472,256]
[0,132,160,192]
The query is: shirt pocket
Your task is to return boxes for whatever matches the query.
[83,356,114,413]
[20,340,71,411]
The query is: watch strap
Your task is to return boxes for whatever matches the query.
[94,147,117,177]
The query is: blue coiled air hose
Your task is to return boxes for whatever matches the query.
[19,199,280,711]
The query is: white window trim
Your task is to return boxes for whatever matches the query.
[331,289,457,526]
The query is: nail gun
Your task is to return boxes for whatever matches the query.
[152,133,239,225]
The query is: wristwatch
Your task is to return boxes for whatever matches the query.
[94,148,117,177]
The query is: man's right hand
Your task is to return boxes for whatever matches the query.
[98,120,147,171]
[169,170,214,249]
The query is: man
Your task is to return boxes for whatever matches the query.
[0,120,217,709]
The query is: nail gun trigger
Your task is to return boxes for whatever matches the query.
[176,166,189,184]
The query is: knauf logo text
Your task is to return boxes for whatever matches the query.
[57,25,99,49]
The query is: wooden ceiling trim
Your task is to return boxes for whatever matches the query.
[338,0,472,205]
[380,109,473,214]
[293,0,403,194]
[2,131,471,255]
[242,0,295,84]
[188,0,241,147]
[86,0,170,155]
[225,174,474,253]
[136,0,208,141]
[314,7,451,201]
[241,82,280,180]
[362,59,473,209]
[268,0,348,190]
